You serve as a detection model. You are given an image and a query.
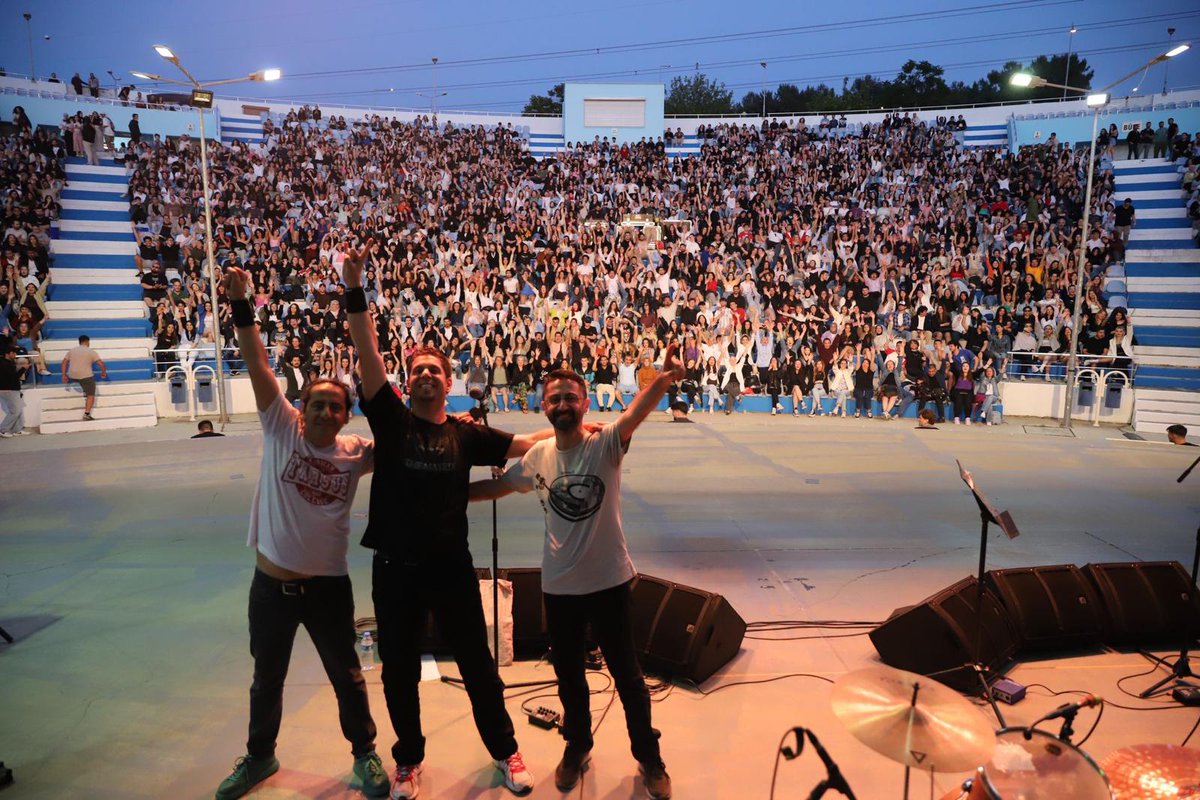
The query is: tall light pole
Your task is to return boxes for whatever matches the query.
[1011,42,1190,429]
[132,47,281,425]
[1062,25,1077,100]
[760,61,768,118]
[1164,28,1177,94]
[22,11,34,81]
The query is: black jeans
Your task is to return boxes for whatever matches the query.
[247,569,376,758]
[544,580,662,765]
[372,554,517,766]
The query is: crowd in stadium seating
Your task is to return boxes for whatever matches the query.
[117,107,1200,421]
[4,95,1198,422]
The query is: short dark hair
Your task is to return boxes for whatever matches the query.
[405,345,452,378]
[300,379,352,410]
[543,369,588,395]
[1167,424,1188,438]
[78,335,90,344]
[197,419,214,432]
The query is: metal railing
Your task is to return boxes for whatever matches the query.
[1003,350,1136,383]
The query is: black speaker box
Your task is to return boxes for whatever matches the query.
[986,565,1106,651]
[870,576,1019,692]
[629,574,746,684]
[1083,561,1200,646]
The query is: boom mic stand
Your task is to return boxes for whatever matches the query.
[956,460,1021,727]
[1139,451,1200,699]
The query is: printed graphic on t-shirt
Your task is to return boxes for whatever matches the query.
[282,452,350,506]
[404,429,459,473]
[538,472,605,521]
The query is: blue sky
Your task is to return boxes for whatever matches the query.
[5,0,1199,113]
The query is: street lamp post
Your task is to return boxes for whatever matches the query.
[1011,42,1190,429]
[1062,25,1077,101]
[760,61,768,118]
[23,12,35,82]
[1164,28,1177,94]
[132,47,281,425]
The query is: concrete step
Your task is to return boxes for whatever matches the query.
[1128,292,1200,310]
[1126,250,1200,263]
[51,268,139,284]
[57,219,133,234]
[63,163,128,177]
[39,389,158,434]
[1127,277,1200,291]
[1116,172,1182,184]
[42,318,152,338]
[1120,190,1184,202]
[40,337,153,356]
[50,239,136,256]
[45,300,147,319]
[48,284,143,302]
[1124,262,1200,278]
[60,198,127,212]
[1131,308,1200,326]
[1134,326,1200,347]
[63,167,129,183]
[50,253,134,269]
[62,180,128,194]
[1135,346,1200,367]
[1129,227,1191,241]
[1138,207,1189,219]
[59,208,129,222]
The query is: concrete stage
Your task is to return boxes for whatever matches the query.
[2,412,1198,799]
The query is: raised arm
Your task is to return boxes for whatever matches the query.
[343,238,387,401]
[223,266,279,412]
[614,342,684,446]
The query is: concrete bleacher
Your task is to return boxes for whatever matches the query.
[1111,157,1200,432]
[526,132,704,159]
[39,154,157,432]
[220,112,266,145]
[962,124,1007,148]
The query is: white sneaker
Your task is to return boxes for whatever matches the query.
[12,430,31,436]
[954,418,961,424]
[495,752,534,795]
[390,763,422,799]
[0,432,11,438]
[965,418,972,426]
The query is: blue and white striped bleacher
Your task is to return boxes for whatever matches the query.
[220,112,266,144]
[45,155,155,385]
[1112,156,1200,432]
[962,124,1007,148]
[527,132,703,159]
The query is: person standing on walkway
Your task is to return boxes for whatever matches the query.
[0,346,30,436]
[469,347,685,799]
[212,266,389,800]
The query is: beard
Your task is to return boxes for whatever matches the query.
[549,408,579,431]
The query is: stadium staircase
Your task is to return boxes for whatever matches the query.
[220,112,266,145]
[527,132,702,159]
[962,124,1007,148]
[41,154,157,434]
[1109,157,1200,435]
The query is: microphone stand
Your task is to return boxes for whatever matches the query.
[1139,451,1200,699]
[797,729,857,800]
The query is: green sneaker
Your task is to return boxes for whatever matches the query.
[353,750,389,798]
[215,754,280,799]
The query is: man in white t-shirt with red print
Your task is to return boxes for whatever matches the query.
[213,266,389,800]
[471,345,685,800]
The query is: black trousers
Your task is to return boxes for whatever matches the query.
[372,554,517,766]
[544,580,662,765]
[247,569,377,758]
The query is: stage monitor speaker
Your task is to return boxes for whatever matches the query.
[869,576,1020,693]
[1083,561,1200,645]
[498,567,550,659]
[630,574,746,685]
[986,565,1106,651]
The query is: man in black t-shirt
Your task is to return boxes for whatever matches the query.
[1113,198,1136,245]
[345,240,548,799]
[140,261,169,307]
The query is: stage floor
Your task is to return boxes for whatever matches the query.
[2,412,1198,799]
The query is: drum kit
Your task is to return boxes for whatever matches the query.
[828,665,1200,800]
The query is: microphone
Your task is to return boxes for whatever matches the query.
[468,386,485,401]
[1041,694,1102,722]
[781,727,805,760]
[805,729,857,800]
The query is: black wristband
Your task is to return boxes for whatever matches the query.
[346,287,368,314]
[231,299,255,328]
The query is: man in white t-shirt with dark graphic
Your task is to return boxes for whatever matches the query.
[213,266,388,800]
[470,345,684,800]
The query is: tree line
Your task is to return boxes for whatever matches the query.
[522,54,1092,116]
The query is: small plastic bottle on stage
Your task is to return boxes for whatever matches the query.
[358,631,375,671]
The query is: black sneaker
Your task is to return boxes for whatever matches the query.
[554,747,591,792]
[82,412,94,421]
[215,754,280,799]
[352,750,389,797]
[639,761,672,799]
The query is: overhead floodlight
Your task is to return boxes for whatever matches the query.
[154,44,176,61]
[1085,93,1108,107]
[260,68,282,82]
[1166,43,1190,58]
[1009,73,1035,87]
[130,70,157,80]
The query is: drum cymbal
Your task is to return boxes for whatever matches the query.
[832,666,997,772]
[1100,744,1200,799]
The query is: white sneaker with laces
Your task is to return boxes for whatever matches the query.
[495,752,534,795]
[390,764,422,800]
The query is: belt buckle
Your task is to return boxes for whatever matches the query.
[281,582,304,596]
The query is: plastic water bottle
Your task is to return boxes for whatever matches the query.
[358,631,375,671]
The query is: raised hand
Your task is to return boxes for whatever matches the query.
[661,343,684,381]
[222,265,252,301]
[343,238,375,288]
